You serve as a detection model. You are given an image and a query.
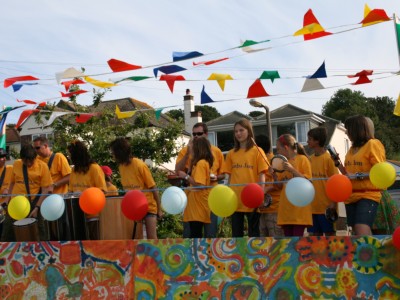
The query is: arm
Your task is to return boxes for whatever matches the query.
[151,188,163,219]
[29,185,51,218]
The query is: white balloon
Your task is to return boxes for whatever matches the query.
[41,194,65,221]
[286,177,315,207]
[161,186,187,215]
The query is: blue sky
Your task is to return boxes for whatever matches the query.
[1,0,399,124]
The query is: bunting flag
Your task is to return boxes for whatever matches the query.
[55,67,85,84]
[17,99,38,105]
[239,39,270,48]
[297,9,332,40]
[60,90,88,98]
[309,61,327,78]
[247,79,269,98]
[0,112,8,149]
[0,105,25,115]
[76,113,97,124]
[107,59,141,72]
[301,78,325,92]
[37,102,47,107]
[44,112,72,127]
[16,109,40,129]
[113,76,151,84]
[159,75,185,93]
[12,83,38,92]
[115,105,136,119]
[351,75,372,85]
[153,65,186,78]
[61,79,86,91]
[4,76,39,88]
[361,5,390,27]
[259,70,280,82]
[200,86,214,104]
[84,76,117,88]
[395,15,400,65]
[394,93,400,116]
[193,58,229,66]
[207,73,233,91]
[172,51,203,62]
[154,108,163,120]
[347,70,374,78]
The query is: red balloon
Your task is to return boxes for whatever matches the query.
[326,174,352,202]
[241,183,264,208]
[393,227,400,250]
[121,190,149,221]
[79,187,106,214]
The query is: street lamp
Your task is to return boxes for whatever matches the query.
[249,99,273,154]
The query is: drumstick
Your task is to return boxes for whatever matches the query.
[250,137,270,165]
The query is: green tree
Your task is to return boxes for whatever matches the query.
[166,105,221,123]
[165,109,184,122]
[248,110,264,118]
[322,88,400,159]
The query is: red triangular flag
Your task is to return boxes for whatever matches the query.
[247,79,269,98]
[4,76,39,88]
[303,9,332,40]
[107,59,142,72]
[351,75,372,85]
[361,9,390,25]
[193,58,229,66]
[347,70,373,78]
[16,109,40,128]
[60,90,87,98]
[75,113,97,123]
[61,79,86,91]
[17,99,37,105]
[159,75,185,93]
[38,102,46,107]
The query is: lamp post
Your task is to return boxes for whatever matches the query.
[249,99,273,154]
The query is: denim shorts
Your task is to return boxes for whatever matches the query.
[308,214,334,234]
[345,199,378,227]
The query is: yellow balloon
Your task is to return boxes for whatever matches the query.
[208,185,238,217]
[370,162,396,189]
[8,196,31,220]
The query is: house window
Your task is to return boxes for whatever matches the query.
[296,121,308,143]
[32,133,54,146]
[216,130,234,152]
[207,132,216,146]
[272,121,308,146]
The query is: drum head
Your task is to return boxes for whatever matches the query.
[271,154,288,173]
[14,218,37,226]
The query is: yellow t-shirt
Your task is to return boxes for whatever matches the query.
[183,159,211,223]
[223,146,269,213]
[69,163,106,193]
[38,152,71,194]
[105,183,119,197]
[259,171,284,214]
[0,165,13,203]
[11,159,53,201]
[310,151,339,214]
[177,145,225,178]
[119,158,157,214]
[344,139,386,204]
[277,155,313,226]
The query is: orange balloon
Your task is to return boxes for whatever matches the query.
[79,187,106,214]
[326,174,352,202]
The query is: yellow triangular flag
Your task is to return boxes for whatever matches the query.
[84,76,117,88]
[294,23,325,36]
[394,93,400,116]
[115,105,136,119]
[207,73,233,91]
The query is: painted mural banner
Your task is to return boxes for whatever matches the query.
[0,236,399,299]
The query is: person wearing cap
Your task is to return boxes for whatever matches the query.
[33,136,71,195]
[0,148,13,238]
[101,166,118,197]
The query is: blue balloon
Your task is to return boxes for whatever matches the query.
[286,177,315,207]
[161,186,187,215]
[41,194,65,221]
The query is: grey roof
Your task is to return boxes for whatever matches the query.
[206,111,251,127]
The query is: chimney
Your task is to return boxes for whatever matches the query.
[183,89,202,133]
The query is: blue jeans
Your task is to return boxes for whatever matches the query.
[183,212,219,238]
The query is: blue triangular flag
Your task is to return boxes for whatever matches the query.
[153,65,186,78]
[173,51,203,62]
[201,86,214,104]
[309,61,327,79]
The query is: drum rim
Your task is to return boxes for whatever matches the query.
[13,217,38,226]
[271,154,288,172]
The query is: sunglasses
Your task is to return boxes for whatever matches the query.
[34,146,41,150]
[192,132,204,137]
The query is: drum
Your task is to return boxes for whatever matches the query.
[99,197,136,240]
[64,196,87,240]
[271,154,288,173]
[14,218,40,241]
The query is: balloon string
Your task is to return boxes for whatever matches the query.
[1,171,399,198]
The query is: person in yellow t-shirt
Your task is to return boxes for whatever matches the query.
[333,115,385,236]
[100,165,118,197]
[275,134,312,237]
[175,122,225,238]
[177,137,213,238]
[110,137,162,240]
[33,136,71,195]
[68,141,107,240]
[307,127,339,236]
[223,118,269,238]
[2,145,53,241]
[0,148,13,238]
